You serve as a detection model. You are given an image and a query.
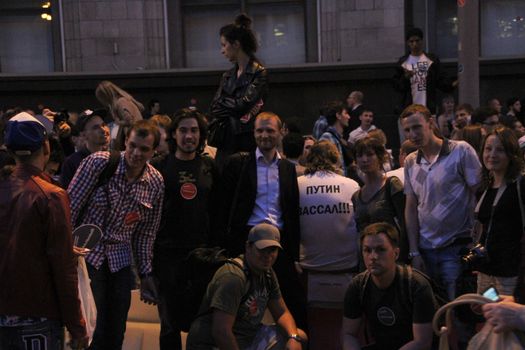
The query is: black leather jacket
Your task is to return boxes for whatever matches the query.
[210,59,268,133]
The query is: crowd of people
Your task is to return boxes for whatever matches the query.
[2,13,525,350]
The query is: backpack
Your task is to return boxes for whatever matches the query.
[178,247,248,332]
[359,264,449,314]
[358,265,449,346]
[75,150,121,227]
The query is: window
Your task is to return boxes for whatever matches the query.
[0,1,58,73]
[481,0,525,58]
[181,0,305,68]
[411,0,525,60]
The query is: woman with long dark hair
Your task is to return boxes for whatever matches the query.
[209,14,268,169]
[474,127,525,295]
[352,137,408,263]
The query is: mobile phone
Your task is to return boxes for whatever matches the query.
[482,286,500,302]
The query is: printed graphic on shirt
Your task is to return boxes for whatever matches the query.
[402,54,433,106]
[300,184,351,215]
[377,306,396,326]
[408,61,429,92]
[241,288,269,324]
[178,171,197,200]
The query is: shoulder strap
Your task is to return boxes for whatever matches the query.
[517,175,525,232]
[75,151,120,228]
[359,271,371,306]
[226,257,268,301]
[96,150,120,187]
[385,176,393,202]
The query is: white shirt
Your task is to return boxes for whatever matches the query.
[348,125,377,145]
[402,54,433,106]
[298,171,360,271]
[247,148,284,229]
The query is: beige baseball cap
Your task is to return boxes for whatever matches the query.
[247,223,282,250]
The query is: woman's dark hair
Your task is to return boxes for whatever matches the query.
[220,14,258,58]
[452,124,484,155]
[168,108,208,154]
[353,136,388,169]
[481,126,524,189]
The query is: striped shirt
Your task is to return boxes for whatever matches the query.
[68,151,164,275]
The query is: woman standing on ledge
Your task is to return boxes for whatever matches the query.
[210,14,268,170]
[95,80,144,151]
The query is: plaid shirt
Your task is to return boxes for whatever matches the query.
[312,115,328,140]
[68,151,164,275]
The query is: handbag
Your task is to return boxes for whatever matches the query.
[207,117,229,148]
[77,257,97,345]
[65,257,97,346]
[432,293,524,350]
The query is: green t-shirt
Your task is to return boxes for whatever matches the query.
[186,256,281,349]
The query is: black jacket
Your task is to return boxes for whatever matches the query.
[210,60,268,134]
[218,152,300,261]
[393,52,454,115]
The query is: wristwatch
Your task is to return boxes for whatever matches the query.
[408,251,421,259]
[288,333,303,342]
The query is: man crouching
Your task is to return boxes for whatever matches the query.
[187,223,307,350]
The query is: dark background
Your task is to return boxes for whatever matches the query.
[1,58,524,150]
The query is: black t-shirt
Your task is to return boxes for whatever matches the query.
[152,154,218,256]
[344,265,435,350]
[477,179,524,277]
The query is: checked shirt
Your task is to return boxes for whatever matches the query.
[68,151,164,275]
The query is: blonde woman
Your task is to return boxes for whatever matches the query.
[95,80,144,150]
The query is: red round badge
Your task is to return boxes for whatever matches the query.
[180,183,197,200]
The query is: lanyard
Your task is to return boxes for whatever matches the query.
[474,182,507,246]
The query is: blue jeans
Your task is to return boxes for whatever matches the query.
[87,261,134,350]
[421,241,465,300]
[0,320,63,350]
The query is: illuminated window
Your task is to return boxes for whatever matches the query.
[180,0,306,68]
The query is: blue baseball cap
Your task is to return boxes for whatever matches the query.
[5,112,48,156]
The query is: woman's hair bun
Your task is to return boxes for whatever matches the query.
[235,13,252,29]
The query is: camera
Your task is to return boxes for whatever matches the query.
[53,109,69,126]
[461,243,488,270]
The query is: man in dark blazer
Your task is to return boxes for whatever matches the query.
[346,90,365,137]
[217,111,306,329]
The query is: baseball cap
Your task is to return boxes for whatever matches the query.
[76,109,107,131]
[247,223,282,250]
[5,112,47,156]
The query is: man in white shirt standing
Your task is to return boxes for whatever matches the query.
[347,108,376,146]
[393,27,455,116]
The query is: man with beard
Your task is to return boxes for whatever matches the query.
[151,108,219,350]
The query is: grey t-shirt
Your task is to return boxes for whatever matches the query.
[186,256,281,349]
